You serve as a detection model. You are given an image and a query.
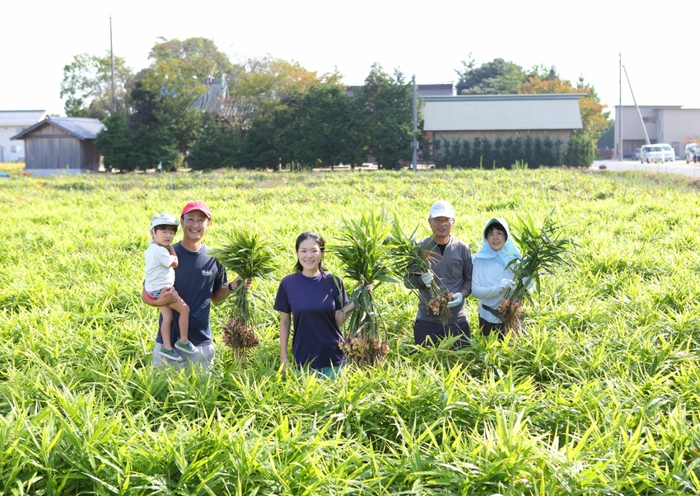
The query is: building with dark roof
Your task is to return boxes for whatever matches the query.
[11,116,105,174]
[0,110,47,162]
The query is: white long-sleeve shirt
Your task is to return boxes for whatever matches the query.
[472,257,514,324]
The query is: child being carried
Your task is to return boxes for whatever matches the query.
[144,213,198,361]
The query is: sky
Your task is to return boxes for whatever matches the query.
[3,0,698,119]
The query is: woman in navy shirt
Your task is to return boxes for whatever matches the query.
[274,232,354,377]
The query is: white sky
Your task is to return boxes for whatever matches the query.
[3,0,698,119]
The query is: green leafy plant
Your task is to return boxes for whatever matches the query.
[211,228,277,358]
[331,210,395,366]
[388,220,452,324]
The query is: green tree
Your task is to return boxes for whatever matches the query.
[279,85,365,168]
[229,55,338,132]
[356,64,414,168]
[129,37,235,158]
[519,69,610,143]
[455,56,527,95]
[95,113,131,171]
[597,120,615,149]
[238,116,280,169]
[60,52,133,119]
[129,124,178,171]
[139,37,238,98]
[565,132,596,167]
[187,112,241,170]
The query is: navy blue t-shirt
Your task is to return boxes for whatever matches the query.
[274,271,348,369]
[157,242,228,347]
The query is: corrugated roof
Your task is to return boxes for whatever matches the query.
[424,94,584,132]
[12,116,105,140]
[0,110,46,127]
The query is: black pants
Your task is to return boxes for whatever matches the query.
[413,320,470,348]
[479,317,507,340]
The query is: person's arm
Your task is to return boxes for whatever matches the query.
[279,312,291,367]
[141,286,178,307]
[165,245,178,268]
[471,279,503,300]
[212,276,248,303]
[459,245,473,297]
[335,301,355,327]
[472,261,513,299]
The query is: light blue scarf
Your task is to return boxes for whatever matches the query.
[472,218,521,267]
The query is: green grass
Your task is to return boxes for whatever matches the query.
[1,168,700,494]
[0,162,24,172]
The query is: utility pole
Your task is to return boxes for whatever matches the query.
[110,15,116,115]
[618,53,622,161]
[411,75,417,171]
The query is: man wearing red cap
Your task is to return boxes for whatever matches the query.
[142,201,244,369]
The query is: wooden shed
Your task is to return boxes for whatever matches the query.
[11,116,105,175]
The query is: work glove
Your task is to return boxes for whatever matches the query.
[498,279,515,293]
[420,271,434,287]
[446,292,463,308]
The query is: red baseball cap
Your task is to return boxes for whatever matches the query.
[181,201,212,219]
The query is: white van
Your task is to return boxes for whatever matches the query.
[640,144,675,163]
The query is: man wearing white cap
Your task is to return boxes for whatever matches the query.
[406,200,473,346]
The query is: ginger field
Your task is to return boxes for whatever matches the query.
[1,168,700,494]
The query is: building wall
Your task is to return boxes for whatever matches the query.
[658,109,700,157]
[0,126,29,161]
[25,125,83,170]
[433,129,572,143]
[614,105,700,158]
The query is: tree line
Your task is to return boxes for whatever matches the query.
[433,134,595,169]
[61,40,610,171]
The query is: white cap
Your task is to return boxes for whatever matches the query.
[149,213,179,231]
[429,200,455,219]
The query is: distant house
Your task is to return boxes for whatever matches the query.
[614,105,700,159]
[11,116,105,175]
[192,77,233,116]
[0,110,46,162]
[423,93,584,145]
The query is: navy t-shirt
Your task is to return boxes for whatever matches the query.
[157,242,228,347]
[274,271,348,369]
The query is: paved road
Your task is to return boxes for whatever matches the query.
[591,159,700,177]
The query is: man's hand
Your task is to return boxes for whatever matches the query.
[142,286,178,307]
[420,271,434,287]
[446,292,463,308]
[229,277,252,291]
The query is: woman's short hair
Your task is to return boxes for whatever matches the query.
[485,222,506,240]
[294,231,326,272]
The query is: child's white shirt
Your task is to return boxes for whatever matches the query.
[144,243,177,292]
